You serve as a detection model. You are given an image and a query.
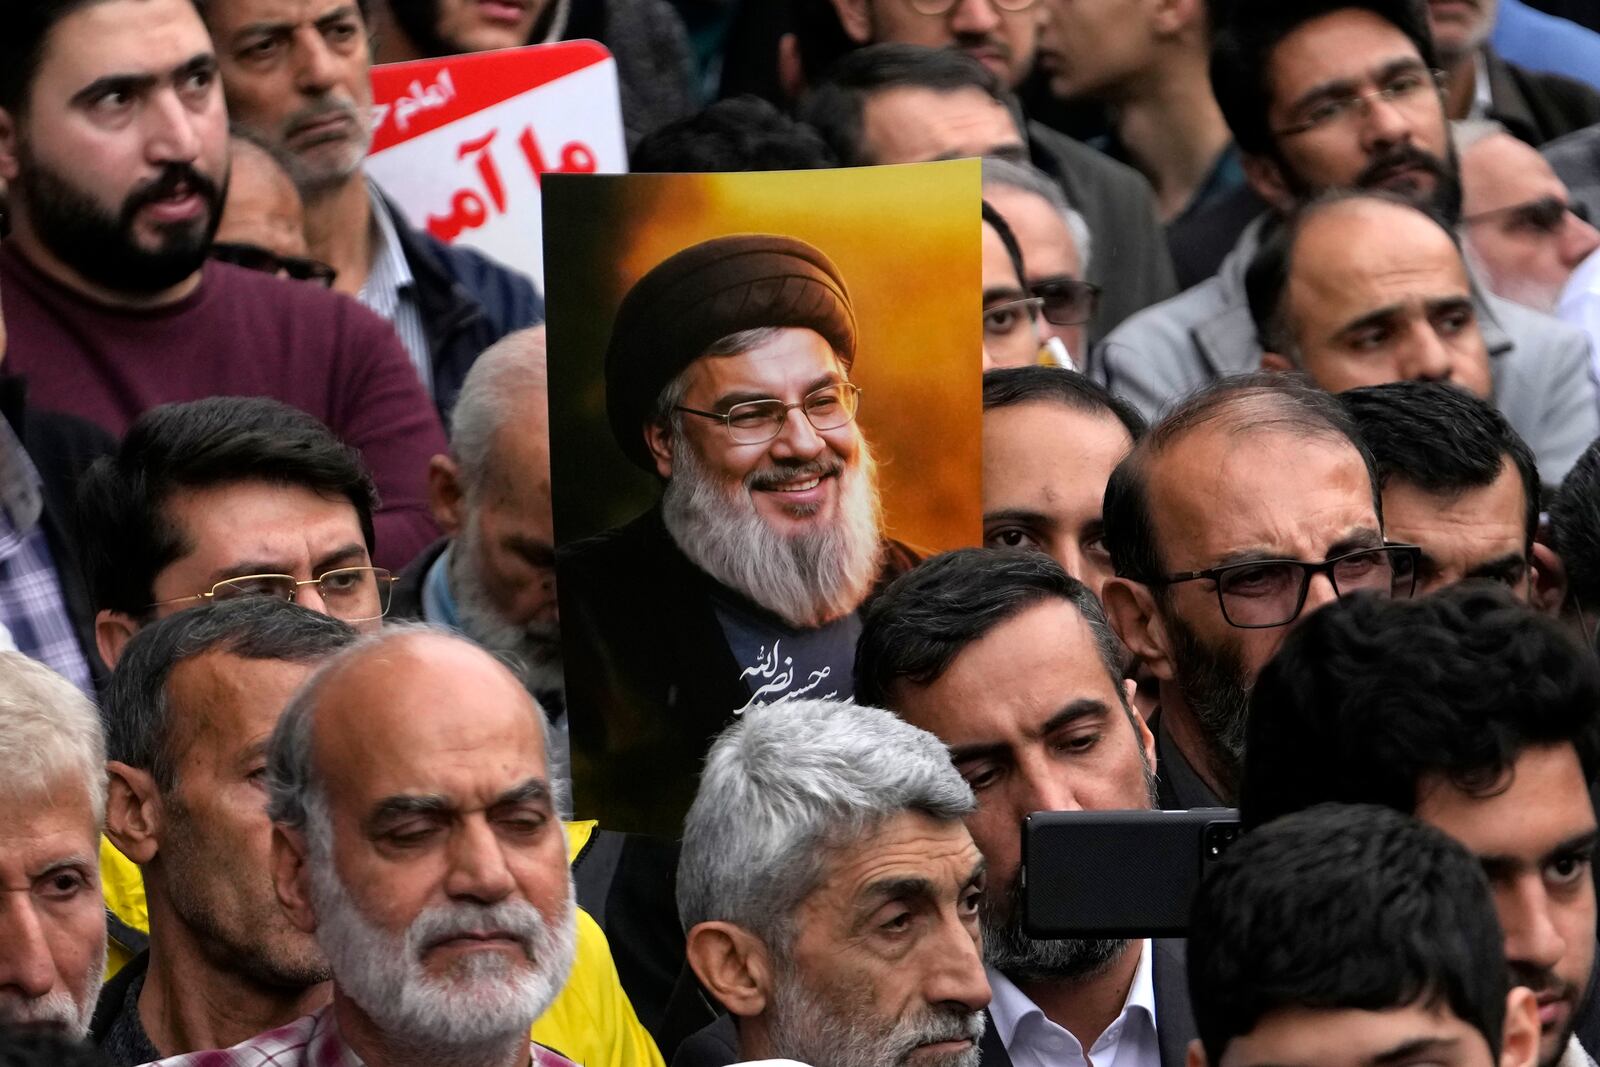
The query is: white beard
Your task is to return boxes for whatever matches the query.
[660,435,885,629]
[448,514,565,699]
[0,935,104,1041]
[307,847,577,1052]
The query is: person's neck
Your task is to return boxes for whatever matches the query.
[1110,52,1232,222]
[1158,682,1238,804]
[138,906,330,1056]
[5,217,200,310]
[303,174,375,297]
[334,989,531,1067]
[1443,50,1478,121]
[1010,940,1143,1052]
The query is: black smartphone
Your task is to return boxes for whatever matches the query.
[1022,809,1241,939]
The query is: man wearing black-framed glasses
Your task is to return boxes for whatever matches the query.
[559,233,921,836]
[1100,374,1402,809]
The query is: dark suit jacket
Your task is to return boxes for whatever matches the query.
[672,941,1197,1067]
[1484,46,1600,147]
[390,536,447,622]
[3,375,116,694]
[558,505,919,837]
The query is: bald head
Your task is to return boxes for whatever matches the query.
[1254,196,1492,398]
[217,136,309,260]
[1461,130,1600,313]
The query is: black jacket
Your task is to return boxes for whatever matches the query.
[1484,47,1600,147]
[671,941,1197,1067]
[558,505,920,837]
[2,375,115,694]
[390,536,446,622]
[379,192,545,422]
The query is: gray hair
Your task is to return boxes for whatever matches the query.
[652,327,786,432]
[449,326,549,498]
[0,653,107,824]
[677,699,976,945]
[265,624,558,842]
[982,155,1094,273]
[104,599,358,791]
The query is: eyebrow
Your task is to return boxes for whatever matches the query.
[982,507,1054,529]
[859,857,987,909]
[983,286,1027,306]
[366,777,551,829]
[711,373,840,411]
[1483,827,1600,868]
[311,543,370,573]
[71,53,216,108]
[1463,552,1529,583]
[1289,55,1428,113]
[947,699,1112,766]
[1208,528,1384,570]
[232,3,359,41]
[32,855,95,881]
[1372,1035,1460,1065]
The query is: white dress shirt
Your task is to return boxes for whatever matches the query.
[987,939,1160,1067]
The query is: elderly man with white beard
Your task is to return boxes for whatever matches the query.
[672,699,991,1067]
[557,234,920,836]
[0,654,110,1040]
[141,626,578,1067]
[395,327,569,798]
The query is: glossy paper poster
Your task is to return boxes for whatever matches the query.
[543,162,983,834]
[366,41,627,289]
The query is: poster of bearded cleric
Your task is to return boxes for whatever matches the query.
[544,161,982,834]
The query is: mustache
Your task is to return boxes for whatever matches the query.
[0,990,82,1031]
[1508,963,1574,1005]
[284,97,361,139]
[411,899,555,961]
[745,458,844,492]
[125,162,220,217]
[890,1009,986,1061]
[1355,144,1449,189]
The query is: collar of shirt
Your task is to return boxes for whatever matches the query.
[1470,48,1494,120]
[359,184,417,318]
[0,416,46,551]
[987,939,1158,1067]
[422,540,463,630]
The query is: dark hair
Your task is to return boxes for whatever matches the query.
[103,598,356,791]
[1341,382,1540,552]
[856,548,1126,707]
[983,365,1147,441]
[1102,373,1381,585]
[630,96,839,172]
[1190,802,1508,1062]
[1240,583,1600,829]
[77,396,379,616]
[0,0,131,113]
[1210,0,1437,156]
[983,200,1027,286]
[799,43,1007,165]
[0,1025,115,1067]
[1245,191,1458,356]
[1552,439,1600,610]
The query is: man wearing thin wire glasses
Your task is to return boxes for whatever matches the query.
[827,0,1046,90]
[558,233,921,836]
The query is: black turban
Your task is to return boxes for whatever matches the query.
[604,233,858,471]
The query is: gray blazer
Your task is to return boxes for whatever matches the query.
[1095,215,1600,484]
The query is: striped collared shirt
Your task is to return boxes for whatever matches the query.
[358,185,433,396]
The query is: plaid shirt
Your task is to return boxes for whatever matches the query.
[0,418,91,694]
[138,1004,580,1067]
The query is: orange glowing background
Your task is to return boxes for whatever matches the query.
[542,160,983,553]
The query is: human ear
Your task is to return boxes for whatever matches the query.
[1260,351,1294,373]
[427,454,466,535]
[271,824,318,935]
[1499,986,1540,1067]
[645,421,675,479]
[685,921,774,1019]
[105,761,163,865]
[1242,153,1296,214]
[828,0,873,44]
[96,610,139,670]
[1104,578,1176,681]
[1529,541,1567,617]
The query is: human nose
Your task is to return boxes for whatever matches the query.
[444,816,517,904]
[766,404,827,461]
[1560,211,1600,271]
[1298,569,1341,620]
[1018,752,1080,817]
[950,0,1001,32]
[293,30,340,94]
[926,910,992,1013]
[1359,90,1416,151]
[1400,323,1458,383]
[144,90,202,164]
[293,580,331,616]
[0,895,58,1001]
[1501,878,1567,976]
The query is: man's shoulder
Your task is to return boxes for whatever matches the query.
[1027,121,1153,199]
[204,263,398,344]
[671,1014,739,1067]
[137,1012,323,1067]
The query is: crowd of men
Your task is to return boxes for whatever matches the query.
[8,1,1600,1067]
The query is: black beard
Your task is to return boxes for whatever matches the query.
[980,870,1128,982]
[1275,140,1465,227]
[1165,612,1253,802]
[15,144,225,296]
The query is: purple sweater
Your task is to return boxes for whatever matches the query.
[0,247,445,570]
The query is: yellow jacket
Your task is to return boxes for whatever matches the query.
[100,821,664,1067]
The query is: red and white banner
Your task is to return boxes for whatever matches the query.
[367,41,628,289]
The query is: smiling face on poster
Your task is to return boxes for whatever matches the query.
[366,41,628,289]
[543,161,983,835]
